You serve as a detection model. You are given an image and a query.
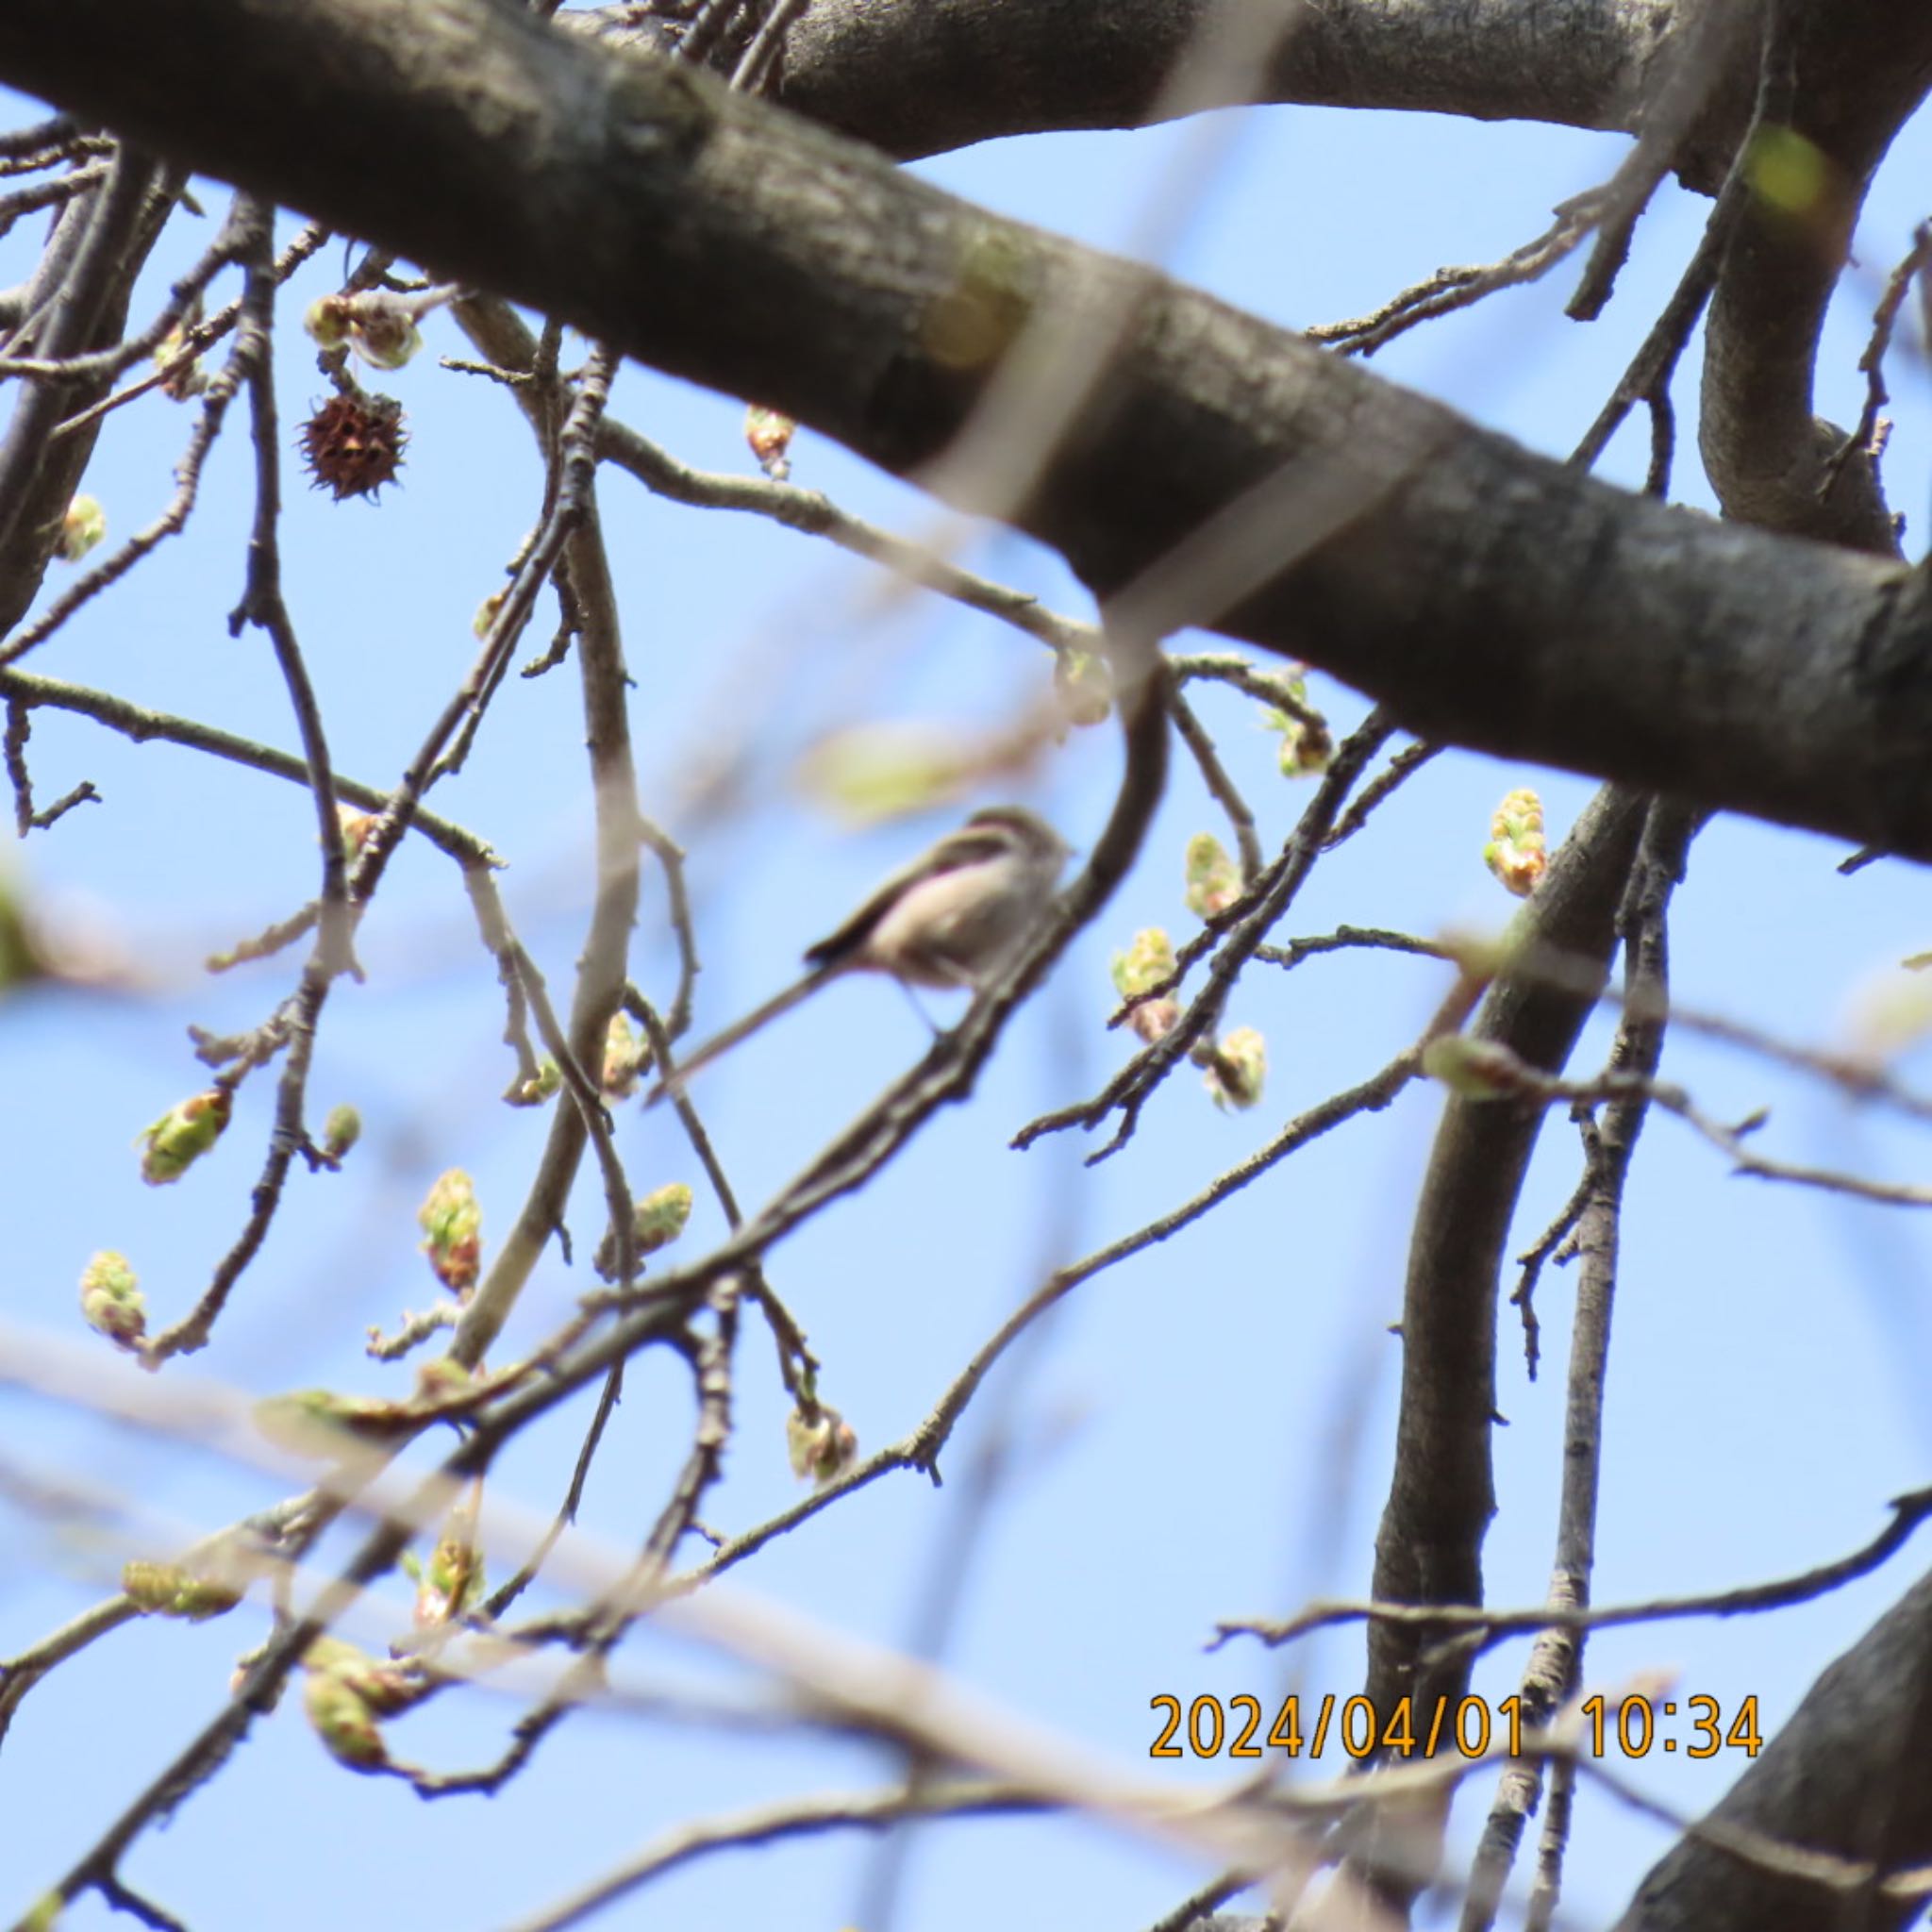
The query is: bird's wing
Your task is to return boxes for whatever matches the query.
[801,823,1015,969]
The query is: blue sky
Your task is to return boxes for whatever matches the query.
[6,54,1932,1932]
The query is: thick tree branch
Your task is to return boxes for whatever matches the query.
[1613,1563,1932,1932]
[1351,784,1649,1910]
[1696,0,1932,551]
[573,0,1695,168]
[0,147,175,638]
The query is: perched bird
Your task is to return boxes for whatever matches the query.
[646,805,1068,1105]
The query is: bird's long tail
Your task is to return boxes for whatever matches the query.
[642,962,841,1108]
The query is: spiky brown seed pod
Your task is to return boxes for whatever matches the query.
[299,391,407,502]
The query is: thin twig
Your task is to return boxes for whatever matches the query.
[1015,709,1392,1160]
[1457,800,1694,1932]
[142,202,357,1364]
[502,1782,1041,1932]
[0,161,109,239]
[1822,221,1932,502]
[50,222,329,442]
[1310,192,1604,358]
[1219,1483,1932,1651]
[1170,687,1263,878]
[597,419,1096,656]
[0,664,497,865]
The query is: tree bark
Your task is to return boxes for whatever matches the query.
[571,0,1706,168]
[1613,1564,1932,1932]
[4,1,1932,858]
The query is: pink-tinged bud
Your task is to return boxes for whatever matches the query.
[1053,649,1112,728]
[154,318,209,400]
[418,1169,482,1292]
[78,1249,145,1349]
[1184,833,1241,918]
[57,495,106,562]
[1259,666,1333,776]
[335,804,377,863]
[1421,1033,1528,1100]
[1204,1026,1267,1110]
[308,291,424,371]
[122,1558,242,1621]
[601,1012,647,1098]
[1128,997,1180,1044]
[744,404,795,480]
[411,1357,474,1406]
[413,1489,485,1627]
[302,1638,419,1715]
[786,1404,858,1484]
[138,1089,230,1186]
[1484,788,1547,897]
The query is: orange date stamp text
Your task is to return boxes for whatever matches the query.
[1148,1692,1762,1762]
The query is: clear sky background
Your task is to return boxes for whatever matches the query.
[6,42,1932,1932]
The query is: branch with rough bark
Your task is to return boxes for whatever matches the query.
[4,0,1932,856]
[575,0,1717,171]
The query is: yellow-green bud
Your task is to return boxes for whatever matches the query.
[348,296,422,371]
[304,294,354,349]
[122,1559,242,1621]
[307,291,423,369]
[1483,787,1547,897]
[138,1089,230,1186]
[1110,927,1177,1002]
[412,1357,474,1406]
[336,803,377,863]
[472,588,507,639]
[594,1181,693,1281]
[633,1181,692,1253]
[786,1404,858,1484]
[1204,1026,1267,1110]
[1260,668,1333,776]
[1053,648,1112,728]
[57,495,106,562]
[303,1667,389,1771]
[299,1635,361,1677]
[322,1104,361,1159]
[302,1637,418,1714]
[508,1058,561,1107]
[154,320,208,400]
[1421,1033,1526,1100]
[413,1529,484,1627]
[254,1388,415,1456]
[1183,833,1241,919]
[78,1249,145,1349]
[418,1169,482,1292]
[601,1012,647,1098]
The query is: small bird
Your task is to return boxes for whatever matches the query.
[646,805,1069,1105]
